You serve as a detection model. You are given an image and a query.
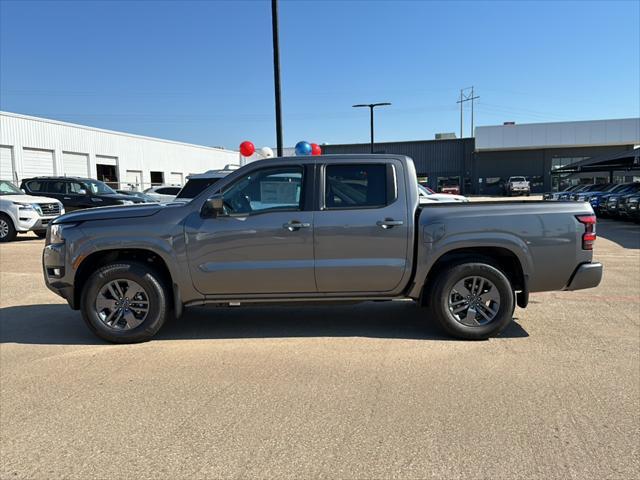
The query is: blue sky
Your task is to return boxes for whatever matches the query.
[1,0,638,149]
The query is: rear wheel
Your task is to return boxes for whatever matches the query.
[0,214,17,242]
[81,261,170,343]
[427,262,514,340]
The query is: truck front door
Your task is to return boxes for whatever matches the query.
[184,164,316,295]
[313,160,410,293]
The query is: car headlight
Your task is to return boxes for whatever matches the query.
[48,223,78,245]
[13,202,43,215]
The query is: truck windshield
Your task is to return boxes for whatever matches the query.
[511,177,526,182]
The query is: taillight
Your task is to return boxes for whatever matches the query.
[576,214,596,250]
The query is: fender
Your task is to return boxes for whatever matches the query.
[407,229,533,299]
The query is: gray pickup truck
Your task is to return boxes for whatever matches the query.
[43,155,602,343]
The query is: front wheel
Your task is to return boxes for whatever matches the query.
[0,214,17,242]
[427,262,515,340]
[81,261,170,343]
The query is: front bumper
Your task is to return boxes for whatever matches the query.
[564,262,603,291]
[15,213,57,233]
[42,242,75,307]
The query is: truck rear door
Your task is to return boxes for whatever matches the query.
[313,159,410,293]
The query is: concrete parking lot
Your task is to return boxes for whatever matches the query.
[1,219,638,479]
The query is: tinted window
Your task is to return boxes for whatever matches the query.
[223,167,303,214]
[27,180,46,192]
[325,164,388,209]
[47,181,67,194]
[156,187,180,195]
[176,178,221,199]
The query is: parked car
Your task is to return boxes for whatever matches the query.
[20,177,144,212]
[624,194,640,222]
[418,185,468,203]
[43,154,602,343]
[116,190,158,203]
[504,176,531,196]
[143,186,182,202]
[0,180,64,242]
[570,183,614,201]
[558,184,592,201]
[617,192,640,219]
[439,180,461,195]
[598,183,640,217]
[175,167,238,200]
[543,184,583,201]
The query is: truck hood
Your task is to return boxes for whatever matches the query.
[53,203,165,224]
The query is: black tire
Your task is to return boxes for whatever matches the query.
[427,262,515,340]
[81,261,170,343]
[0,213,17,242]
[33,230,47,238]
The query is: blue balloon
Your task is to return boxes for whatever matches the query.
[295,141,312,156]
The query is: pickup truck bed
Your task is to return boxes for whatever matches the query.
[43,154,602,343]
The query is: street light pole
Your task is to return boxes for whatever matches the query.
[271,0,283,157]
[352,102,391,153]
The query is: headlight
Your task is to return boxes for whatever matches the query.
[14,202,43,214]
[48,223,78,245]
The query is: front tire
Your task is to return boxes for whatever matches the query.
[427,262,515,340]
[81,261,170,343]
[0,214,17,242]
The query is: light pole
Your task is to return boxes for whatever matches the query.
[352,102,391,153]
[271,0,283,157]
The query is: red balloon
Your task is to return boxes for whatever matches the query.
[311,143,322,156]
[239,141,255,157]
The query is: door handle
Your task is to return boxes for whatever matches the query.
[283,221,311,231]
[376,219,404,229]
[63,197,71,200]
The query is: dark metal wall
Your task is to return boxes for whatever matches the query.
[321,138,475,193]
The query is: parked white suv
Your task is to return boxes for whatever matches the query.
[0,180,64,242]
[143,186,182,202]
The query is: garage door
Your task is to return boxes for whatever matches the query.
[63,152,90,178]
[125,170,143,189]
[0,146,14,182]
[168,172,183,186]
[22,148,55,178]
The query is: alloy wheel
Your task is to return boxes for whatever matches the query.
[448,276,501,327]
[0,219,8,239]
[95,279,150,330]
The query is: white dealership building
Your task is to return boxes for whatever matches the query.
[0,111,249,190]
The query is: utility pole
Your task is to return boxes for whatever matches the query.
[271,0,283,157]
[456,87,480,138]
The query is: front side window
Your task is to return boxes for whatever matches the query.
[223,166,303,215]
[68,181,86,194]
[325,164,388,209]
[47,181,66,194]
[85,180,116,195]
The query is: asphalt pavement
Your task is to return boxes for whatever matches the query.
[1,218,638,479]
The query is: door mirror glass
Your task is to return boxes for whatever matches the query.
[202,194,226,218]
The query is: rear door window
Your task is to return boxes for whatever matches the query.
[324,164,391,209]
[47,181,66,194]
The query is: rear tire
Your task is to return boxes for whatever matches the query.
[0,214,17,242]
[81,261,170,343]
[427,262,515,340]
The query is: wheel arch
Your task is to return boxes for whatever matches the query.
[419,246,526,307]
[73,248,180,316]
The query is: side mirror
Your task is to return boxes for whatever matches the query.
[78,189,87,195]
[202,194,226,218]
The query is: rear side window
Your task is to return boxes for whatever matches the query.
[47,181,67,194]
[27,180,46,192]
[325,164,392,209]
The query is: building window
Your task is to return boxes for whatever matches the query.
[551,157,589,170]
[150,171,164,186]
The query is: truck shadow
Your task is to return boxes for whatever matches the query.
[0,302,528,346]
